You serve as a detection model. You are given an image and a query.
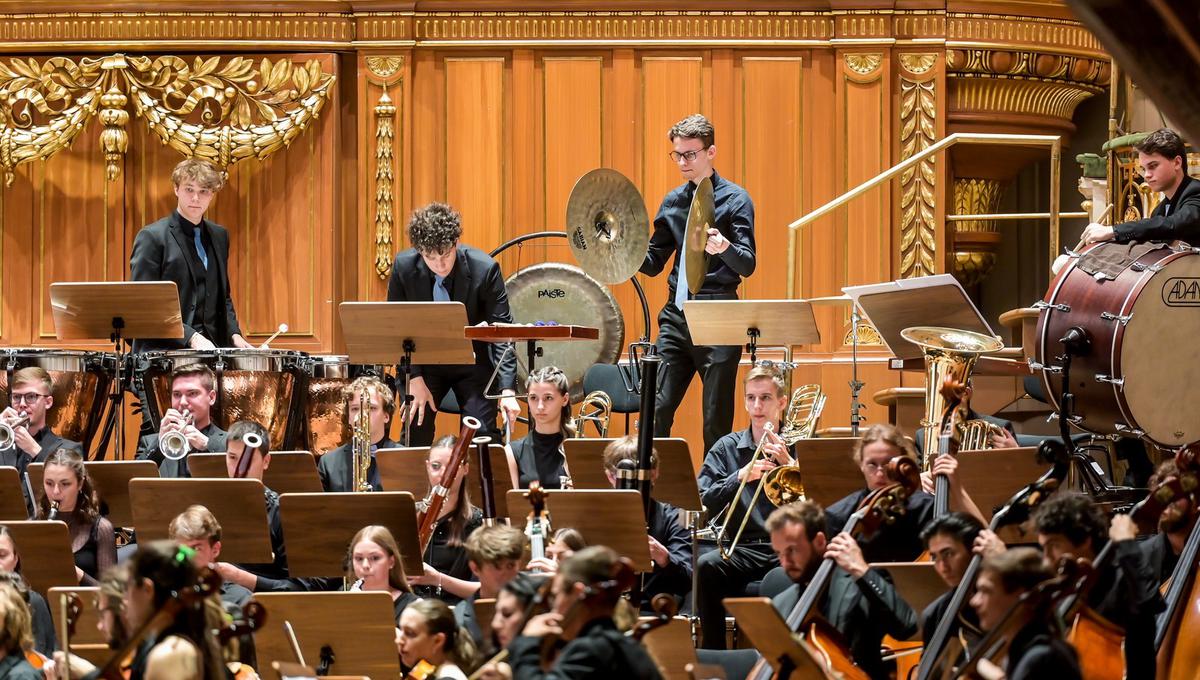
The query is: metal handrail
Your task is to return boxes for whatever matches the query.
[788,132,1065,264]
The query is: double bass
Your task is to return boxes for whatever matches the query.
[1152,445,1200,680]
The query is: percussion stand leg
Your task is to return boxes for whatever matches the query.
[106,317,127,460]
[849,306,864,438]
[399,339,415,447]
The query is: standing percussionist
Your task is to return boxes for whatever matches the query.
[387,203,521,446]
[129,158,252,351]
[1081,127,1200,246]
[640,114,755,452]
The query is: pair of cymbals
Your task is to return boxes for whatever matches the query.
[684,176,715,295]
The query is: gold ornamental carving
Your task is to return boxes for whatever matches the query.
[0,54,336,185]
[900,53,936,75]
[844,53,883,76]
[844,321,883,346]
[898,56,938,279]
[366,56,404,79]
[951,178,1006,287]
[374,89,398,279]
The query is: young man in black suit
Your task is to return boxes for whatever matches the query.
[386,203,520,446]
[1081,127,1200,245]
[0,367,81,514]
[316,376,399,492]
[129,158,252,352]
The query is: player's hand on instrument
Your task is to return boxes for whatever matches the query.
[230,334,255,349]
[522,612,564,638]
[189,333,217,350]
[499,390,521,428]
[990,428,1019,449]
[648,536,670,567]
[525,556,559,574]
[158,408,187,437]
[1109,514,1137,542]
[407,562,442,586]
[928,455,963,493]
[704,227,730,255]
[182,424,209,452]
[973,529,1006,558]
[1081,222,1115,245]
[474,661,513,680]
[13,425,39,458]
[825,531,869,579]
[407,376,435,426]
[973,658,1007,680]
[0,407,22,425]
[761,436,791,467]
[739,458,776,484]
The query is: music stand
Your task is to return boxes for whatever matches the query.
[250,592,399,679]
[505,489,652,570]
[561,438,702,512]
[790,438,865,507]
[0,467,27,520]
[50,281,183,459]
[871,562,946,613]
[128,479,273,563]
[683,300,820,363]
[723,597,828,679]
[4,521,76,595]
[186,452,323,495]
[338,302,474,446]
[376,446,512,520]
[955,447,1051,523]
[48,586,109,666]
[278,492,422,577]
[27,460,157,529]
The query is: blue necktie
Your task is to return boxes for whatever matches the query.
[434,275,450,302]
[193,228,209,270]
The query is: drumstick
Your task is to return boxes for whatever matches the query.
[1053,204,1114,276]
[259,323,288,349]
[1073,203,1115,250]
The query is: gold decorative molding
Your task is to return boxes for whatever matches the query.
[844,320,884,346]
[0,53,336,184]
[946,13,1105,57]
[945,48,1109,88]
[373,88,398,280]
[952,178,1005,286]
[366,56,405,79]
[898,54,938,279]
[0,13,353,47]
[844,53,883,76]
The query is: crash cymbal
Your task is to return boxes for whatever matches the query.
[565,168,649,284]
[685,176,714,294]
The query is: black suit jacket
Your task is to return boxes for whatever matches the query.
[771,567,918,680]
[129,211,242,351]
[316,438,397,492]
[134,422,228,478]
[386,245,517,390]
[1114,173,1200,245]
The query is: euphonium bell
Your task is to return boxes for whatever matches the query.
[960,419,1005,451]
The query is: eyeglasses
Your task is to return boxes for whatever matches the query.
[10,393,48,405]
[668,147,709,163]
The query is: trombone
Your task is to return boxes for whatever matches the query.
[571,390,612,438]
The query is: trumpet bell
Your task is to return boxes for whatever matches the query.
[762,466,807,506]
[160,430,190,460]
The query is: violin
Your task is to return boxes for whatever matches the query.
[629,594,678,642]
[524,482,551,563]
[1153,445,1200,679]
[536,557,637,670]
[747,457,921,680]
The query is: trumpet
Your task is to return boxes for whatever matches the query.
[960,419,1005,451]
[571,390,612,438]
[160,408,192,461]
[0,413,29,450]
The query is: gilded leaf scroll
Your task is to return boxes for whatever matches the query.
[0,53,335,185]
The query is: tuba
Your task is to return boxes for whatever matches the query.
[571,390,612,438]
[900,326,1004,469]
[351,385,373,492]
[960,419,1005,451]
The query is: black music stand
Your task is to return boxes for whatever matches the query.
[251,591,399,678]
[278,492,422,577]
[683,300,820,363]
[49,282,183,459]
[338,302,474,446]
[128,479,274,563]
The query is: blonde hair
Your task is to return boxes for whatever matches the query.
[851,423,917,464]
[744,363,786,398]
[0,582,32,656]
[168,505,222,544]
[464,524,527,566]
[347,525,411,593]
[11,367,51,394]
[171,158,224,192]
[343,376,395,419]
[601,435,658,475]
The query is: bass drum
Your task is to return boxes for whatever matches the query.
[504,262,624,400]
[1036,241,1200,448]
[0,349,115,454]
[304,355,388,456]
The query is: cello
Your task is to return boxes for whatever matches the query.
[1153,445,1200,679]
[745,457,921,680]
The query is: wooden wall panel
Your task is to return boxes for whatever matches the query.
[445,57,507,256]
[543,55,603,262]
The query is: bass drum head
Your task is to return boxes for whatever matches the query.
[504,262,624,401]
[1118,252,1200,447]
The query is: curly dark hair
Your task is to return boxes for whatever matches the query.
[668,113,715,148]
[920,511,984,548]
[1033,494,1107,550]
[1134,127,1187,163]
[407,202,463,254]
[38,449,101,523]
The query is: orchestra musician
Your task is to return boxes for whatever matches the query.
[1080,127,1200,246]
[968,547,1082,680]
[825,424,934,563]
[600,436,692,609]
[316,376,399,492]
[412,435,484,603]
[386,202,521,446]
[456,524,529,651]
[36,449,116,586]
[1032,494,1162,679]
[136,365,228,478]
[505,366,572,490]
[760,501,918,680]
[503,546,663,680]
[1137,458,1196,586]
[0,366,81,513]
[129,158,252,352]
[916,512,1004,650]
[694,363,790,649]
[397,598,480,680]
[168,505,252,608]
[526,529,587,575]
[0,582,41,680]
[489,572,546,654]
[639,113,756,453]
[0,527,55,656]
[346,525,418,624]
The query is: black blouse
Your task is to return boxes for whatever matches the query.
[511,430,567,489]
[415,506,483,604]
